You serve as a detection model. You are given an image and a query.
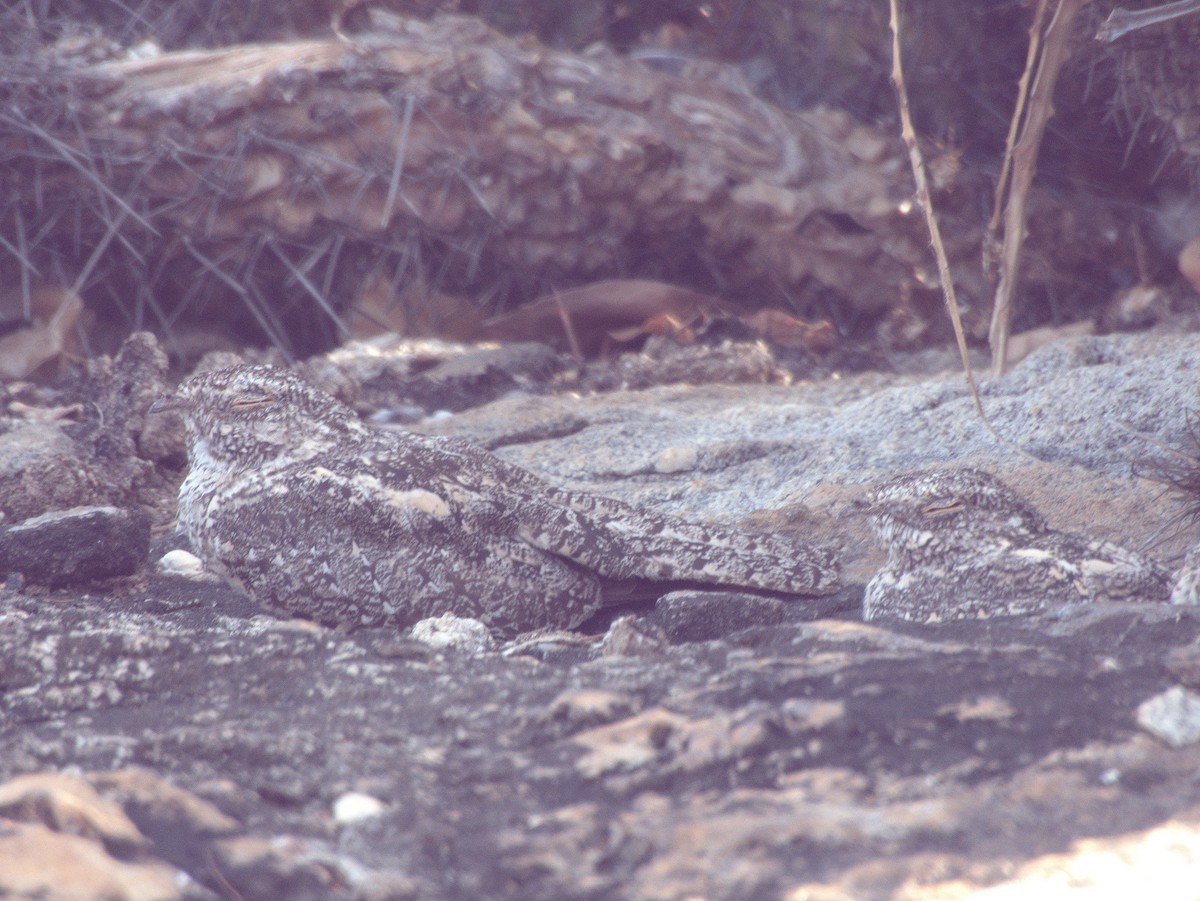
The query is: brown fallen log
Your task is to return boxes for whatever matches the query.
[0,11,962,359]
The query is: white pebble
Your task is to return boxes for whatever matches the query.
[333,791,386,825]
[410,613,496,652]
[157,549,213,580]
[1137,685,1200,748]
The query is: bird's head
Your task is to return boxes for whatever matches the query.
[851,467,1046,562]
[149,364,367,472]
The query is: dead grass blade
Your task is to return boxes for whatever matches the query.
[986,0,1090,375]
[888,0,1019,453]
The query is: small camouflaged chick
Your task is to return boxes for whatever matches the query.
[150,364,840,636]
[857,467,1171,622]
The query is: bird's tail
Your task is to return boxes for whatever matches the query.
[518,490,839,596]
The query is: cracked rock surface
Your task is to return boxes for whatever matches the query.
[4,328,1200,899]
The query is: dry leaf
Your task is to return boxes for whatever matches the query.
[0,285,83,380]
[480,279,731,357]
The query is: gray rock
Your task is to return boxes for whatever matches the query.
[0,331,171,528]
[598,614,669,657]
[653,590,786,642]
[1137,685,1200,748]
[0,505,150,586]
[319,337,566,415]
[0,423,104,525]
[442,331,1200,517]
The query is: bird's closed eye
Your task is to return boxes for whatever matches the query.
[922,500,964,517]
[230,393,276,410]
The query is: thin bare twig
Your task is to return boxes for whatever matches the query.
[888,0,1015,451]
[11,206,34,319]
[381,93,416,227]
[321,233,345,301]
[0,110,159,236]
[1096,0,1200,41]
[268,238,349,337]
[182,237,295,361]
[553,289,585,364]
[69,207,128,296]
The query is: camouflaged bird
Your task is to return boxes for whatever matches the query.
[151,364,839,636]
[857,467,1171,622]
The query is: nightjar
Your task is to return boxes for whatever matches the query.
[151,364,839,636]
[856,467,1171,622]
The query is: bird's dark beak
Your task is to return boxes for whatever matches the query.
[147,393,183,415]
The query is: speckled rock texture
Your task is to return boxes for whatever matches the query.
[4,327,1200,900]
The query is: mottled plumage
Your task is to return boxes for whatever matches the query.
[1171,547,1200,606]
[858,467,1171,622]
[151,364,839,635]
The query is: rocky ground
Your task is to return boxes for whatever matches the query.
[4,325,1200,900]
